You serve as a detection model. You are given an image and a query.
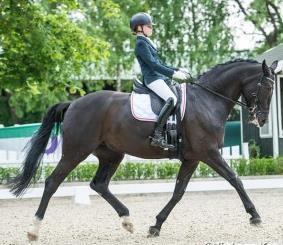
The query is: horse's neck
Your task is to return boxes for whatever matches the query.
[196,73,240,122]
[197,63,261,122]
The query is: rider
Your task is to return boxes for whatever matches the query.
[130,12,190,150]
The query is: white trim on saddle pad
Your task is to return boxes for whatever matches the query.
[131,83,187,122]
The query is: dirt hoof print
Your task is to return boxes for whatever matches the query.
[27,232,38,241]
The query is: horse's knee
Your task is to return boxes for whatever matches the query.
[90,180,107,195]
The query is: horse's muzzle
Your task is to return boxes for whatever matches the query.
[256,111,269,127]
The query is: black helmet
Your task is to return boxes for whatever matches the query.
[130,12,154,32]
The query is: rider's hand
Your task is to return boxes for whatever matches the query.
[178,68,193,81]
[173,70,190,80]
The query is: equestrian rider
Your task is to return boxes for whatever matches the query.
[130,12,190,150]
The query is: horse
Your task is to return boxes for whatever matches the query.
[10,59,278,241]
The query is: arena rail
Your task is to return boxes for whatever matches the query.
[0,143,249,166]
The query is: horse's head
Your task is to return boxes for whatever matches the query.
[243,60,278,127]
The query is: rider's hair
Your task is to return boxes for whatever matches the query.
[132,25,142,35]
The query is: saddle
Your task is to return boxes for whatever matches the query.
[131,78,186,159]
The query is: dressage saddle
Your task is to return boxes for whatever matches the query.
[132,78,182,115]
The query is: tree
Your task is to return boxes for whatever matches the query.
[233,0,283,53]
[2,0,273,125]
[75,0,145,92]
[148,0,234,74]
[0,0,110,125]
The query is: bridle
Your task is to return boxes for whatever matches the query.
[246,75,274,119]
[188,74,275,118]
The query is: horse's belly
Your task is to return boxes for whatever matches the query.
[105,112,170,159]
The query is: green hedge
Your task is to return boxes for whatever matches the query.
[1,158,283,184]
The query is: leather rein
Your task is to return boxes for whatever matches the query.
[187,75,274,114]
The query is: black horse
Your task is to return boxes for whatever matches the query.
[10,59,277,241]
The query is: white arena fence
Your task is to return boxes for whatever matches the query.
[0,136,249,166]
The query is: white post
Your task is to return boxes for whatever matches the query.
[239,99,245,156]
[272,78,279,158]
[73,186,91,205]
[242,142,249,160]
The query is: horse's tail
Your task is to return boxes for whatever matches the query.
[10,102,71,197]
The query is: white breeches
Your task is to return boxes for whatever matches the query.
[147,79,177,106]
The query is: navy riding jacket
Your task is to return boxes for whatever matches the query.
[135,36,178,85]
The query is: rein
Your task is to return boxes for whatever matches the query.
[189,81,249,109]
[187,74,274,113]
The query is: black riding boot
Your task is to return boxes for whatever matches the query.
[150,97,175,149]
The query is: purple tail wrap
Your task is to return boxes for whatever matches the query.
[45,136,58,155]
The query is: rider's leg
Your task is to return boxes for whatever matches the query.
[147,79,178,106]
[147,79,177,149]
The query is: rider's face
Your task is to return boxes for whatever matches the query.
[143,25,153,36]
[137,25,153,36]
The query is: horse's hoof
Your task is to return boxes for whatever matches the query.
[121,216,134,233]
[147,226,160,238]
[250,216,262,226]
[27,231,38,241]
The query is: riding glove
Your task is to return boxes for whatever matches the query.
[178,68,193,81]
[172,70,189,80]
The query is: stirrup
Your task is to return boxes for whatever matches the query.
[150,136,175,150]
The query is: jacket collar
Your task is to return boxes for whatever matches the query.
[137,35,157,51]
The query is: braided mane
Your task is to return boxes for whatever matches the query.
[197,59,259,81]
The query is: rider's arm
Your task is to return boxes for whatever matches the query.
[136,41,175,77]
[162,64,178,71]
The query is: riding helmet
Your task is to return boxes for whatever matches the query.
[130,12,154,32]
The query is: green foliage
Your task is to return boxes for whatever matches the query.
[233,0,283,54]
[0,167,20,184]
[249,139,261,158]
[0,0,109,125]
[1,0,282,125]
[66,163,98,182]
[249,158,275,175]
[148,0,234,74]
[156,162,179,179]
[231,158,283,176]
[197,163,217,177]
[1,158,283,185]
[231,159,249,176]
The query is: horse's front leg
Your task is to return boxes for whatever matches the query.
[148,160,199,237]
[204,149,261,225]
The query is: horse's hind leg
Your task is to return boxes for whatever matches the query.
[205,149,261,225]
[27,152,89,241]
[90,145,133,233]
[148,159,199,237]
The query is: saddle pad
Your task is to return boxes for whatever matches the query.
[131,83,186,122]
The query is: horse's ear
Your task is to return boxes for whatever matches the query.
[262,59,270,76]
[270,60,278,74]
